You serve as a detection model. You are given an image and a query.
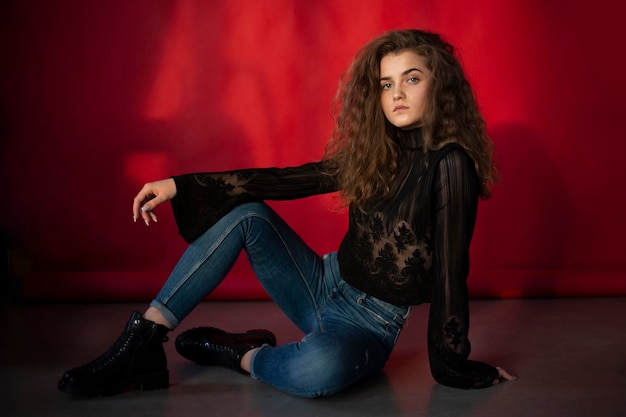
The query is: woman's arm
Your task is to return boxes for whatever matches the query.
[169,162,338,243]
[426,149,514,388]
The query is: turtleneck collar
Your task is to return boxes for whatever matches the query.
[393,127,423,151]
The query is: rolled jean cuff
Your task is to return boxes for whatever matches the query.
[149,299,181,329]
[248,343,272,380]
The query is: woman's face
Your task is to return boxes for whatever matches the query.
[379,50,431,130]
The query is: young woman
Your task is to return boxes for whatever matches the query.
[58,29,515,398]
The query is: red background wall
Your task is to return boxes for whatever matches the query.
[1,0,624,301]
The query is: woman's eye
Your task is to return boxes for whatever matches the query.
[381,83,392,90]
[407,77,419,84]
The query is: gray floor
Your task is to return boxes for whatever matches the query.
[1,298,625,417]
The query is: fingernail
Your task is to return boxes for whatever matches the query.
[145,220,149,226]
[133,215,137,223]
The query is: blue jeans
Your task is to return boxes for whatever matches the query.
[150,202,410,397]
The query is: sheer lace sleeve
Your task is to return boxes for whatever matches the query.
[426,149,499,389]
[170,162,337,243]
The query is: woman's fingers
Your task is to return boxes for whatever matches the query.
[148,209,158,223]
[493,366,517,385]
[132,179,177,226]
[139,198,162,225]
[132,186,155,225]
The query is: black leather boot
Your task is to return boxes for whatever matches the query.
[58,311,169,397]
[175,327,276,374]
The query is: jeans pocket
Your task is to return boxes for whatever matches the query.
[354,294,405,347]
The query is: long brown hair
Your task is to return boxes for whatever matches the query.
[323,29,498,209]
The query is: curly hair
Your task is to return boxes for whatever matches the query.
[323,29,498,209]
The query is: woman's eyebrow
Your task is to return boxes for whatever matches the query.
[380,67,424,81]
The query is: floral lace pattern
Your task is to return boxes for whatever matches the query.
[346,210,433,294]
[443,315,470,355]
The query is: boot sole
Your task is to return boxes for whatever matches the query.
[58,369,169,397]
[177,327,277,347]
[175,327,277,366]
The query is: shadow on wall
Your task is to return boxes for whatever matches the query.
[471,123,572,297]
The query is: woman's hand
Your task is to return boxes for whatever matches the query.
[492,367,517,385]
[132,178,177,226]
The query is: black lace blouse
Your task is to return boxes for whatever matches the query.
[169,130,499,388]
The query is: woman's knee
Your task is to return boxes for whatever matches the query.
[254,339,374,398]
[289,351,370,398]
[229,201,274,218]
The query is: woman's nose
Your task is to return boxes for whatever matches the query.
[393,86,405,99]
